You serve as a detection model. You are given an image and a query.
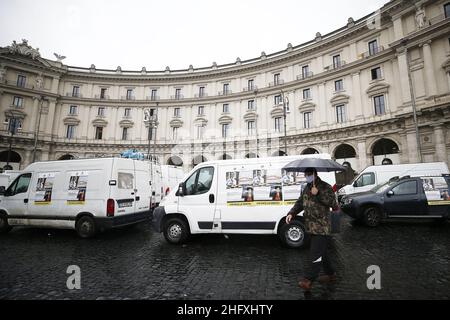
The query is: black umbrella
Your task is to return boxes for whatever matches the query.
[282,158,346,172]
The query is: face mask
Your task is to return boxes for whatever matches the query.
[306,175,314,184]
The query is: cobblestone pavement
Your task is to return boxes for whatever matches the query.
[0,215,449,300]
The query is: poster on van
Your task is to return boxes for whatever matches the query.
[226,169,283,205]
[34,172,55,205]
[282,170,306,201]
[67,171,88,204]
[422,177,450,203]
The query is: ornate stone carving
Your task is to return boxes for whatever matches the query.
[315,32,322,41]
[35,75,44,89]
[54,53,66,62]
[415,6,426,29]
[347,17,355,28]
[0,67,6,83]
[8,39,41,60]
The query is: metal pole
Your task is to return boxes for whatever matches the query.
[254,89,259,156]
[281,90,288,155]
[32,96,44,163]
[403,41,423,162]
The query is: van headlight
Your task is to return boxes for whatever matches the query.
[338,188,346,195]
[342,197,353,205]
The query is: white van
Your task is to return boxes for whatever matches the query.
[338,162,450,198]
[0,158,156,238]
[160,165,185,197]
[152,154,337,248]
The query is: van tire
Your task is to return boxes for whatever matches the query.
[279,220,308,248]
[163,217,189,244]
[76,216,97,238]
[362,206,382,227]
[0,213,12,234]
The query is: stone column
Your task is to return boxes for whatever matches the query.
[318,82,327,126]
[432,124,447,162]
[422,41,437,97]
[29,97,40,133]
[357,139,369,171]
[351,72,363,119]
[392,16,404,41]
[396,49,412,104]
[406,130,420,163]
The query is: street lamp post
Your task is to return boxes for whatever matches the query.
[5,111,19,169]
[280,90,289,156]
[253,88,259,156]
[32,95,46,163]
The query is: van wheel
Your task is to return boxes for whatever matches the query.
[163,217,189,244]
[279,220,308,248]
[0,213,12,234]
[363,206,381,227]
[76,216,97,238]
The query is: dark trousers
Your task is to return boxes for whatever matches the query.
[305,234,335,281]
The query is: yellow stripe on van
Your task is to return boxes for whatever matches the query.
[67,201,85,205]
[428,200,450,206]
[227,200,296,207]
[34,201,51,205]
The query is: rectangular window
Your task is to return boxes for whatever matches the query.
[274,95,282,105]
[303,88,311,100]
[72,86,80,97]
[302,65,310,78]
[199,86,205,97]
[198,106,204,115]
[247,121,256,136]
[69,105,77,115]
[374,95,386,115]
[223,104,229,113]
[98,107,105,116]
[222,123,230,138]
[248,79,254,90]
[446,3,450,18]
[335,79,344,92]
[66,125,75,139]
[223,83,229,94]
[17,75,26,88]
[274,73,280,85]
[369,40,378,56]
[248,100,255,110]
[13,96,23,108]
[371,67,382,80]
[122,127,128,140]
[303,112,312,128]
[126,89,133,100]
[274,117,282,132]
[95,126,103,140]
[175,88,181,99]
[7,118,22,133]
[196,125,205,139]
[124,108,131,117]
[172,127,178,140]
[333,55,341,69]
[100,88,107,99]
[151,89,158,100]
[174,107,180,117]
[336,104,345,123]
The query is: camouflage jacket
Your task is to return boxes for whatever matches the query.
[287,177,338,235]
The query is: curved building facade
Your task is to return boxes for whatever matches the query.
[1,0,450,173]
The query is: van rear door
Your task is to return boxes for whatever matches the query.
[114,160,137,216]
[134,161,151,213]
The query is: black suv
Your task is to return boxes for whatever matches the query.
[340,175,450,227]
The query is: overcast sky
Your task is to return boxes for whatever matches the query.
[0,0,388,71]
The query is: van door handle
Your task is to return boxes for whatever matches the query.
[131,192,135,195]
[209,194,215,203]
[24,199,28,203]
[135,196,140,201]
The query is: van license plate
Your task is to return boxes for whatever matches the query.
[118,202,133,208]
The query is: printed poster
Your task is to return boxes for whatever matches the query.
[422,177,450,202]
[34,172,55,205]
[67,171,88,204]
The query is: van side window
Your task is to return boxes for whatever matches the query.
[392,181,417,195]
[355,173,375,187]
[6,173,31,196]
[185,167,214,196]
[118,172,134,189]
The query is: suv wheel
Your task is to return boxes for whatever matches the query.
[363,206,382,227]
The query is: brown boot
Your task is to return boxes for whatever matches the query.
[318,273,337,284]
[298,278,312,291]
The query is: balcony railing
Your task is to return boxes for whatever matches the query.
[360,46,385,59]
[324,61,347,71]
[10,104,24,109]
[268,79,285,87]
[146,95,160,101]
[242,85,258,92]
[66,92,83,98]
[218,90,232,96]
[194,93,209,98]
[297,72,314,80]
[121,96,136,100]
[94,94,110,99]
[170,95,184,100]
[429,13,449,25]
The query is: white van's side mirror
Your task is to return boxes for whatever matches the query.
[176,183,185,197]
[0,186,5,195]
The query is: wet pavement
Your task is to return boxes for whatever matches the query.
[0,215,449,300]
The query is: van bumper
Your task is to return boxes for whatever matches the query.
[152,206,166,233]
[95,211,152,230]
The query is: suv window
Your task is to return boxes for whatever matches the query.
[355,173,375,187]
[6,173,31,196]
[184,167,214,196]
[392,181,417,195]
